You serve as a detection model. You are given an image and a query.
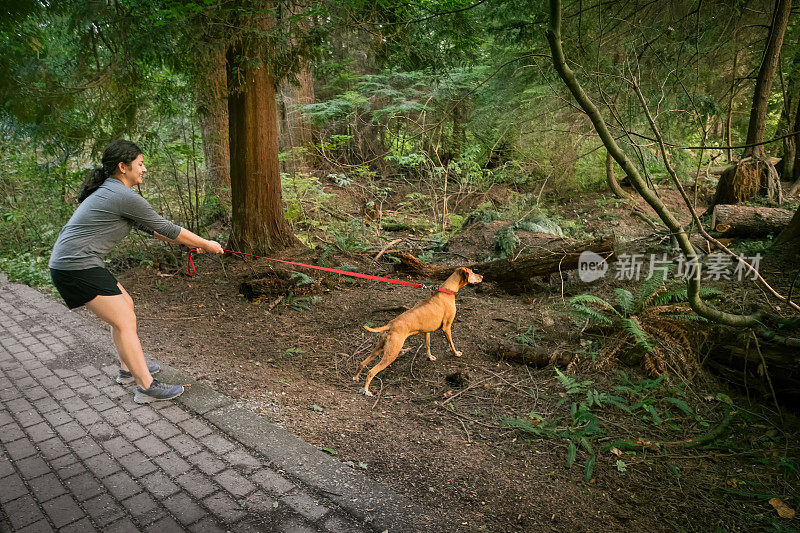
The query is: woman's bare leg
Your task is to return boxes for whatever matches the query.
[114,283,135,372]
[85,290,153,389]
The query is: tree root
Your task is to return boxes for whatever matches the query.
[602,408,736,453]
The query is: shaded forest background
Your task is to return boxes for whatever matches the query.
[2,0,799,277]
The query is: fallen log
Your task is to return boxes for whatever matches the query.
[706,335,800,404]
[488,340,572,367]
[397,234,615,291]
[711,204,794,237]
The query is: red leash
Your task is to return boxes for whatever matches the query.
[187,248,455,295]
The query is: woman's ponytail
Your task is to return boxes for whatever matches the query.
[76,140,143,203]
[77,167,108,203]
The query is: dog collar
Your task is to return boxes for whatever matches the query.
[421,284,455,295]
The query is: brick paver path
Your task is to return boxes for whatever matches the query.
[0,276,431,532]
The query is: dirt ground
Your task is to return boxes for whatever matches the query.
[99,180,799,532]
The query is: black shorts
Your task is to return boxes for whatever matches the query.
[50,267,122,309]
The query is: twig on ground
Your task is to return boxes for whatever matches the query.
[459,417,472,443]
[409,344,424,381]
[442,375,495,405]
[434,402,500,429]
[484,368,534,397]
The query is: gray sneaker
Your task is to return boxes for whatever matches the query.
[116,362,161,384]
[133,380,184,404]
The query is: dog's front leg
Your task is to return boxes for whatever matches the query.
[443,325,462,357]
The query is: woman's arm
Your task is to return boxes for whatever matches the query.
[154,229,224,254]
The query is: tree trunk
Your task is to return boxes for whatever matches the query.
[227,45,301,254]
[711,204,794,236]
[197,45,231,192]
[397,234,615,292]
[743,0,792,159]
[792,87,800,186]
[605,151,628,198]
[712,0,791,207]
[780,97,795,179]
[451,103,462,163]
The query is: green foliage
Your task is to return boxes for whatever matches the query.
[568,294,618,325]
[615,289,634,316]
[0,253,51,287]
[512,326,541,347]
[493,226,519,259]
[282,172,334,230]
[777,456,798,479]
[464,205,503,226]
[491,208,565,259]
[290,271,317,287]
[730,238,773,258]
[282,347,306,358]
[613,371,695,428]
[502,368,632,482]
[282,293,323,312]
[503,368,703,481]
[302,91,369,127]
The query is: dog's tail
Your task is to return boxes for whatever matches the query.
[364,325,390,333]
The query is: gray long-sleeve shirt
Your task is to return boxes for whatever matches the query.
[49,178,181,270]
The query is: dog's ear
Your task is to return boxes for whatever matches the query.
[458,267,470,285]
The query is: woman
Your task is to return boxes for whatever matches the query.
[49,140,224,403]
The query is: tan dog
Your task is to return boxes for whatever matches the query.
[354,267,483,396]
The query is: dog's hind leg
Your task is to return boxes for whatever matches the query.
[354,336,385,382]
[363,335,405,396]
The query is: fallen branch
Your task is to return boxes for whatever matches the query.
[373,238,402,262]
[603,408,736,452]
[489,340,572,368]
[397,234,615,291]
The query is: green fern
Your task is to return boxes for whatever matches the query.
[649,285,690,307]
[635,266,669,309]
[621,318,653,353]
[569,294,619,325]
[570,304,614,325]
[290,271,316,286]
[699,286,723,299]
[493,226,519,259]
[615,288,634,316]
[555,368,593,395]
[570,294,617,310]
[649,280,722,307]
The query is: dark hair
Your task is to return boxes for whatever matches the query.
[77,140,143,202]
